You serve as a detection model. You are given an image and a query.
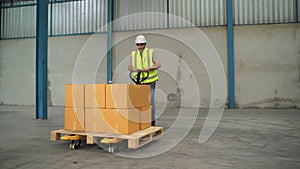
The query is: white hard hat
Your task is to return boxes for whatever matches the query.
[135,35,147,44]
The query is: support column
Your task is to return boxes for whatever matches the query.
[0,4,2,39]
[106,0,112,83]
[227,0,235,108]
[36,0,49,119]
[296,0,299,22]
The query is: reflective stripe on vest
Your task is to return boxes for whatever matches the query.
[131,48,158,84]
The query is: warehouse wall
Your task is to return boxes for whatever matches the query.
[0,24,299,108]
[235,24,300,108]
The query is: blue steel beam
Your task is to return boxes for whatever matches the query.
[296,0,299,22]
[106,0,112,83]
[0,3,2,39]
[36,0,49,119]
[227,0,235,108]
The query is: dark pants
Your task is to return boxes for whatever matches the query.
[143,82,156,126]
[150,82,156,126]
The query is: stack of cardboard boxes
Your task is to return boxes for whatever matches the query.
[65,84,85,131]
[64,84,151,135]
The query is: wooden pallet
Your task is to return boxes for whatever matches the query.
[50,126,163,149]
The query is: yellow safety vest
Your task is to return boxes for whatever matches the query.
[131,48,158,84]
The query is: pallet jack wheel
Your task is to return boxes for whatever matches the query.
[69,139,81,150]
[69,143,75,150]
[61,134,84,150]
[101,138,121,153]
[108,143,120,153]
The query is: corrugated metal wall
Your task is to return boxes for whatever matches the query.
[169,0,226,27]
[234,0,296,25]
[50,0,106,35]
[1,2,36,38]
[0,0,299,39]
[113,0,226,29]
[0,0,106,39]
[113,0,167,31]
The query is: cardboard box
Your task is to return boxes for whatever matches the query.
[114,108,140,134]
[85,108,116,134]
[138,106,152,130]
[85,108,139,134]
[65,84,85,107]
[64,107,85,131]
[85,84,106,108]
[106,84,150,108]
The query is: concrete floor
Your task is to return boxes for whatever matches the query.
[0,106,299,169]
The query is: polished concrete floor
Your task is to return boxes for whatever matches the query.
[0,106,299,169]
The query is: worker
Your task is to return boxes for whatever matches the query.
[128,35,161,126]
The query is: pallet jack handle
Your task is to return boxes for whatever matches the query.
[129,71,149,84]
